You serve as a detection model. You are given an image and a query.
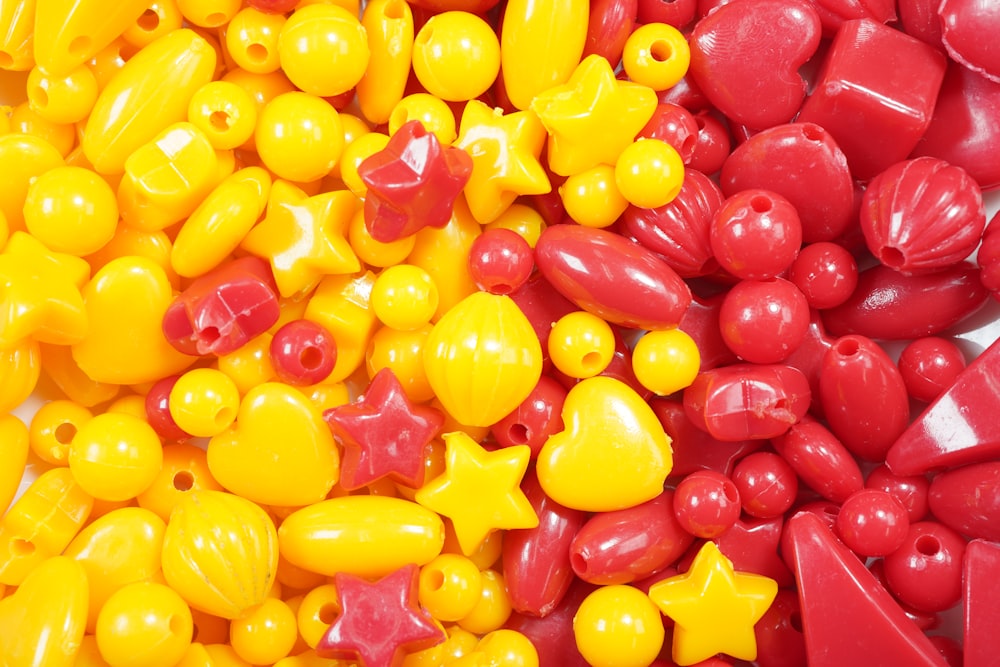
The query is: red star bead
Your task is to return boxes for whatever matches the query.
[323,367,444,491]
[316,564,445,667]
[359,119,473,243]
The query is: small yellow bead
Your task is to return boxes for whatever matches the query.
[573,585,665,667]
[412,11,500,102]
[389,93,457,146]
[188,81,259,150]
[26,65,99,124]
[29,399,93,466]
[176,0,241,28]
[548,311,616,379]
[348,207,416,267]
[230,598,298,665]
[68,412,163,502]
[296,583,341,649]
[372,265,440,331]
[622,22,691,92]
[136,442,225,523]
[255,91,344,182]
[456,569,511,635]
[419,553,484,623]
[169,368,241,438]
[96,581,194,667]
[226,7,285,74]
[484,203,546,248]
[9,102,76,157]
[614,138,685,209]
[339,132,391,197]
[367,323,435,403]
[105,393,148,421]
[278,4,370,97]
[632,328,701,396]
[477,629,540,667]
[23,165,118,256]
[122,2,185,51]
[340,112,371,147]
[559,164,629,228]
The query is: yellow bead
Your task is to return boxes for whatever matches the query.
[483,203,546,248]
[28,399,93,466]
[412,11,500,102]
[340,112,371,147]
[106,393,148,421]
[217,331,277,395]
[372,264,440,331]
[632,328,701,396]
[548,310,616,379]
[477,629,540,667]
[176,0,241,28]
[304,381,352,414]
[226,7,285,74]
[0,414,28,516]
[403,624,480,667]
[255,91,343,182]
[230,598,298,665]
[614,138,685,209]
[304,271,379,384]
[296,583,340,649]
[348,206,415,266]
[136,442,224,523]
[389,93,456,146]
[188,81,259,151]
[23,165,118,256]
[96,581,194,667]
[367,323,435,403]
[220,68,297,151]
[456,569,511,635]
[559,164,629,228]
[278,4,370,97]
[26,64,99,124]
[357,0,413,125]
[622,22,691,92]
[122,2,186,51]
[339,131,390,197]
[10,102,76,157]
[68,412,163,502]
[573,585,665,667]
[419,553,484,623]
[169,368,240,438]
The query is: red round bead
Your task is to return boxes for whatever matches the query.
[144,374,191,441]
[467,227,535,295]
[883,521,966,612]
[245,0,299,12]
[638,103,700,163]
[719,277,810,364]
[269,319,338,386]
[672,470,742,538]
[754,588,807,667]
[865,464,930,523]
[490,375,566,458]
[835,488,910,558]
[897,336,967,403]
[787,241,859,310]
[687,111,731,175]
[710,189,802,280]
[730,451,798,519]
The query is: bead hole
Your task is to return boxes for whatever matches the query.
[0,51,13,68]
[69,35,92,56]
[214,406,235,426]
[570,552,588,575]
[55,422,78,445]
[209,110,232,131]
[300,346,323,370]
[204,12,227,26]
[318,603,340,624]
[200,327,221,345]
[581,351,603,373]
[822,504,840,519]
[383,0,406,19]
[491,283,513,295]
[790,611,803,632]
[916,535,940,556]
[879,246,905,269]
[750,195,772,213]
[415,27,433,45]
[32,86,48,108]
[836,339,860,357]
[650,40,673,62]
[246,43,269,64]
[722,480,739,504]
[168,614,183,635]
[506,423,529,445]
[173,471,195,491]
[10,538,35,557]
[802,124,823,142]
[425,569,445,591]
[137,8,160,32]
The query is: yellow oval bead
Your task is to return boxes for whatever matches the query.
[96,581,194,667]
[34,0,151,76]
[0,0,36,71]
[357,0,413,125]
[632,328,701,396]
[68,412,164,502]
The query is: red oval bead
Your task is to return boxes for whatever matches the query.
[928,462,1000,541]
[673,470,742,538]
[731,451,798,519]
[897,336,967,404]
[719,277,810,364]
[882,521,966,613]
[788,241,859,310]
[651,399,761,478]
[771,415,864,503]
[269,319,338,386]
[582,0,638,68]
[835,488,910,558]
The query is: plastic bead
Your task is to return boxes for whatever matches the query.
[0,134,65,233]
[731,452,798,520]
[137,443,223,522]
[168,368,240,438]
[711,189,802,280]
[466,228,534,296]
[371,265,439,331]
[927,462,1000,541]
[673,470,742,539]
[278,4,369,97]
[720,277,810,365]
[835,488,910,558]
[356,0,413,125]
[217,332,277,395]
[229,598,298,665]
[547,311,615,380]
[269,319,338,385]
[95,581,193,667]
[412,11,499,102]
[788,241,859,310]
[187,81,259,151]
[26,64,98,125]
[631,328,700,397]
[389,93,457,146]
[883,521,966,613]
[486,203,546,248]
[864,463,928,524]
[963,539,1000,667]
[176,0,240,28]
[121,2,184,51]
[27,399,90,466]
[752,588,807,667]
[68,412,163,502]
[897,336,967,404]
[490,375,566,457]
[0,414,28,514]
[573,584,664,667]
[22,165,116,256]
[254,91,343,182]
[622,22,689,92]
[225,8,284,74]
[583,0,637,67]
[457,569,513,635]
[716,514,795,588]
[614,138,685,209]
[559,164,629,228]
[770,415,863,503]
[418,553,484,622]
[303,271,379,384]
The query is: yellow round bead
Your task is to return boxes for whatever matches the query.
[412,11,500,102]
[96,581,194,667]
[548,311,616,379]
[176,0,241,28]
[632,328,701,396]
[168,368,241,438]
[484,203,546,248]
[339,132,390,197]
[188,81,259,150]
[477,629,540,667]
[278,4,370,97]
[366,324,435,403]
[372,264,440,331]
[559,164,629,228]
[136,442,225,523]
[29,399,93,466]
[68,412,164,502]
[348,207,416,267]
[255,91,344,182]
[106,393,149,421]
[456,569,511,635]
[230,598,298,665]
[226,7,285,74]
[122,2,185,51]
[622,22,691,92]
[389,93,457,146]
[23,165,118,256]
[9,102,76,157]
[296,583,341,649]
[26,65,98,124]
[614,138,685,209]
[419,553,484,623]
[573,585,665,667]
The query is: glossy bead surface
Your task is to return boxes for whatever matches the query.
[412,11,499,102]
[560,164,629,228]
[573,585,665,667]
[226,8,284,74]
[22,165,116,256]
[753,588,807,667]
[631,327,700,396]
[169,368,240,438]
[928,462,1000,541]
[730,452,797,519]
[418,553,484,622]
[673,470,741,538]
[614,138,685,209]
[356,0,413,125]
[898,336,967,403]
[277,4,369,97]
[719,278,810,365]
[187,81,258,150]
[788,241,859,310]
[29,399,92,466]
[583,0,637,67]
[68,412,163,502]
[269,319,337,385]
[229,598,297,665]
[467,228,534,296]
[96,581,193,667]
[773,417,863,505]
[371,265,439,331]
[865,464,929,523]
[491,375,566,458]
[622,22,690,91]
[711,189,801,280]
[0,415,29,514]
[637,103,699,163]
[27,64,98,125]
[255,91,343,182]
[883,521,966,612]
[137,443,223,522]
[548,311,615,380]
[835,488,910,558]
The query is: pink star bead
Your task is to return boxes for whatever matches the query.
[316,564,445,667]
[323,368,444,491]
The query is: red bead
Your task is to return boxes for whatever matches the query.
[637,0,696,27]
[491,375,566,458]
[963,538,1000,667]
[897,0,943,46]
[503,578,596,667]
[939,0,1000,82]
[716,515,794,586]
[897,336,967,404]
[787,242,858,310]
[269,319,337,386]
[730,452,797,519]
[753,588,807,667]
[928,635,964,667]
[865,464,929,523]
[144,374,191,442]
[637,103,700,164]
[834,489,909,558]
[582,0,637,69]
[710,189,802,280]
[508,273,579,358]
[771,415,863,504]
[809,0,896,35]
[652,399,761,477]
[672,470,741,539]
[656,71,711,112]
[883,521,966,613]
[687,112,731,175]
[467,227,535,296]
[677,293,738,372]
[719,277,810,364]
[245,0,298,12]
[978,211,1000,292]
[928,462,1000,542]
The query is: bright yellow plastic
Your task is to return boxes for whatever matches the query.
[0,556,88,667]
[121,1,185,51]
[622,22,690,92]
[187,80,259,150]
[547,310,616,379]
[347,206,415,267]
[136,442,224,522]
[476,629,540,667]
[169,368,240,438]
[456,569,511,635]
[225,7,284,74]
[632,328,701,396]
[0,337,41,414]
[371,264,439,331]
[559,164,629,228]
[403,625,479,667]
[388,93,456,146]
[83,29,217,175]
[176,0,241,28]
[418,553,484,623]
[412,11,499,102]
[303,270,379,383]
[357,0,413,125]
[339,131,390,197]
[278,495,445,578]
[277,4,369,98]
[230,598,298,665]
[0,133,64,233]
[33,0,150,76]
[95,581,194,667]
[23,165,118,255]
[38,341,120,408]
[28,398,92,466]
[648,541,778,665]
[68,412,163,502]
[9,101,76,156]
[295,582,340,649]
[0,414,29,514]
[162,489,279,620]
[537,376,674,511]
[614,138,685,209]
[573,584,665,667]
[217,331,277,395]
[85,223,180,290]
[423,291,542,427]
[26,64,98,124]
[254,91,344,183]
[0,0,36,70]
[207,382,339,507]
[366,323,435,402]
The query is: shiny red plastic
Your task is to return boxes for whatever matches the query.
[928,462,1000,541]
[269,319,337,386]
[834,488,909,558]
[963,538,1000,667]
[720,123,855,243]
[882,521,966,613]
[710,190,802,280]
[771,415,863,503]
[897,336,967,404]
[359,119,473,243]
[687,112,732,175]
[638,104,700,164]
[783,512,949,667]
[491,375,566,458]
[638,0,696,26]
[797,19,946,180]
[534,224,692,330]
[809,0,897,35]
[822,261,989,339]
[672,471,741,539]
[677,294,738,373]
[620,169,723,278]
[939,0,1000,83]
[865,464,929,523]
[246,0,298,12]
[689,0,821,130]
[860,157,986,274]
[503,578,595,667]
[509,273,579,359]
[753,588,807,667]
[819,334,910,462]
[719,278,810,364]
[897,0,943,47]
[161,256,281,357]
[929,636,964,667]
[582,0,637,69]
[144,374,191,442]
[788,242,858,310]
[502,470,586,617]
[657,71,710,113]
[866,558,943,632]
[730,451,798,519]
[716,515,794,587]
[782,311,835,409]
[978,212,1000,292]
[886,337,1000,475]
[467,228,535,296]
[323,367,445,491]
[651,399,761,478]
[683,363,810,441]
[569,489,693,585]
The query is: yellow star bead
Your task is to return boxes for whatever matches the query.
[531,54,657,177]
[415,431,537,556]
[648,541,778,666]
[0,232,90,347]
[241,180,361,298]
[453,100,551,224]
